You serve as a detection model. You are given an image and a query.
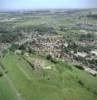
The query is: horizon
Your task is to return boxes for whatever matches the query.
[0,8,96,13]
[0,0,97,11]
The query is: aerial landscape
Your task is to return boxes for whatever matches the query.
[0,0,97,100]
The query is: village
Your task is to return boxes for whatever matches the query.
[10,30,97,76]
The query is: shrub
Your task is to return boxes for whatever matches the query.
[74,65,84,70]
[78,80,84,86]
[0,71,3,77]
[46,54,57,63]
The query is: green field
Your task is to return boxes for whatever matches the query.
[0,52,97,100]
[0,76,18,100]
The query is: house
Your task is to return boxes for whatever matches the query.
[90,50,97,56]
[74,52,87,58]
[15,50,22,55]
[84,67,97,76]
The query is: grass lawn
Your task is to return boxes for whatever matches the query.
[0,52,97,100]
[0,75,18,100]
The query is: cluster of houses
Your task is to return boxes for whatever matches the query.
[0,43,11,53]
[15,33,68,58]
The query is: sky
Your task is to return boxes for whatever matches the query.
[0,0,97,11]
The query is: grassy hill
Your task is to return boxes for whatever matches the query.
[0,52,97,100]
